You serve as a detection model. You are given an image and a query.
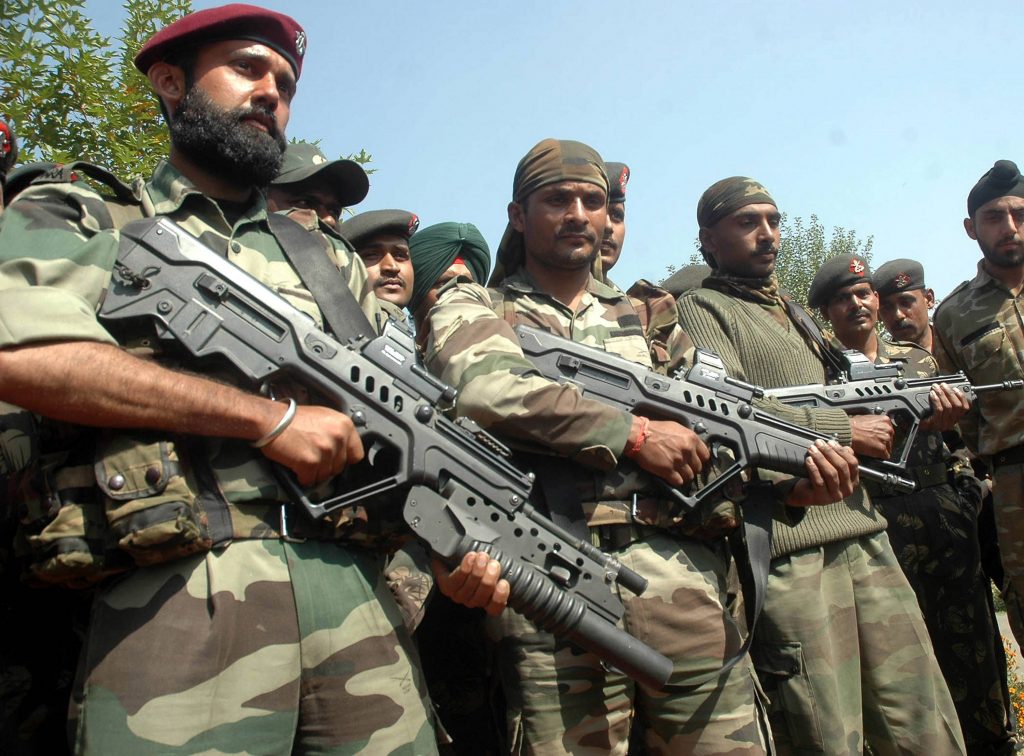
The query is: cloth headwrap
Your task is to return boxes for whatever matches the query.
[490,139,608,285]
[696,176,777,269]
[967,160,1024,217]
[697,176,776,229]
[409,222,491,312]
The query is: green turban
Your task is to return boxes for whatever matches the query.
[408,222,491,312]
[490,138,608,285]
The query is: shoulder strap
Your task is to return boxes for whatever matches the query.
[7,160,145,228]
[267,212,375,340]
[781,298,847,380]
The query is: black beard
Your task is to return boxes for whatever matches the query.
[170,87,286,189]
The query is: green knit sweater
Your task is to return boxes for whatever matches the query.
[677,285,885,558]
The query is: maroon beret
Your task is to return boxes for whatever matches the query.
[134,3,307,79]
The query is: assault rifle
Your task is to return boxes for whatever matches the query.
[98,217,673,690]
[514,325,916,508]
[763,349,1024,477]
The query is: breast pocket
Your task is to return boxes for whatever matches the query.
[600,335,652,366]
[961,323,1006,373]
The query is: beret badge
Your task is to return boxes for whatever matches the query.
[849,258,866,276]
[295,30,307,58]
[408,214,420,235]
[894,272,911,289]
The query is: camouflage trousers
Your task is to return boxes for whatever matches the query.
[993,463,1024,649]
[874,484,1016,754]
[487,530,771,755]
[71,539,439,755]
[751,530,965,755]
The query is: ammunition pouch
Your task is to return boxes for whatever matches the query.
[22,430,217,587]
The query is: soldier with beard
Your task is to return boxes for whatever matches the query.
[0,5,505,753]
[934,160,1024,653]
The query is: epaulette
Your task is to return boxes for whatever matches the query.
[934,279,970,314]
[6,160,143,227]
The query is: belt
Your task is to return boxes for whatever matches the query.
[992,445,1024,469]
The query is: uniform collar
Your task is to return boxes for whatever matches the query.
[145,159,271,227]
[501,268,628,303]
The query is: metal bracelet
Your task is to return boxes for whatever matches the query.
[251,398,298,448]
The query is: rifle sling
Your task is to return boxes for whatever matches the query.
[782,298,847,382]
[267,213,375,341]
[515,452,590,542]
[661,482,773,693]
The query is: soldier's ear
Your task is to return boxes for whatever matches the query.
[964,216,978,240]
[508,201,526,233]
[698,227,718,258]
[924,288,936,308]
[148,61,187,113]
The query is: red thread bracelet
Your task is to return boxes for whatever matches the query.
[626,416,650,457]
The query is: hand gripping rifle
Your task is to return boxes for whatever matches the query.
[514,325,916,509]
[98,217,674,690]
[763,349,1024,478]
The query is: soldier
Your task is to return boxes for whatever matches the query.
[266,140,369,229]
[0,118,16,211]
[677,177,964,754]
[408,220,491,339]
[662,263,712,298]
[874,258,939,350]
[934,159,1024,653]
[599,161,629,278]
[809,255,1014,755]
[339,209,418,310]
[424,138,863,754]
[0,5,505,752]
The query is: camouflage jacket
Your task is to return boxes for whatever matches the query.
[425,269,701,528]
[933,260,1024,457]
[0,160,386,553]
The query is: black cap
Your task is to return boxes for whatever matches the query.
[807,254,872,308]
[339,209,419,249]
[873,259,925,296]
[662,264,711,297]
[968,159,1024,217]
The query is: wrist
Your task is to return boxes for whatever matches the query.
[624,416,650,459]
[252,398,297,448]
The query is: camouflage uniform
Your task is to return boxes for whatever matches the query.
[0,161,439,754]
[868,339,1014,754]
[934,261,1024,650]
[425,270,770,755]
[678,278,964,755]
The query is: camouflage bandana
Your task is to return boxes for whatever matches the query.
[490,139,608,285]
[697,176,776,229]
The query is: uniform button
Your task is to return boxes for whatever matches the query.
[144,467,162,486]
[231,242,241,253]
[108,474,126,491]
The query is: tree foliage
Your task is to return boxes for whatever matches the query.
[667,213,874,308]
[0,1,372,182]
[1,0,193,179]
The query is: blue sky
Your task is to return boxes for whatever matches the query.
[87,0,1022,301]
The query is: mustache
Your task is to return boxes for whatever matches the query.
[848,308,872,321]
[237,104,281,139]
[755,242,779,255]
[374,275,406,288]
[557,224,596,243]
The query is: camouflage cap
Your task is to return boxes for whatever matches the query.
[492,138,608,285]
[605,162,630,204]
[967,159,1024,217]
[339,209,419,250]
[134,3,307,79]
[661,263,712,298]
[873,258,926,296]
[807,254,873,308]
[697,176,776,228]
[271,141,369,207]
